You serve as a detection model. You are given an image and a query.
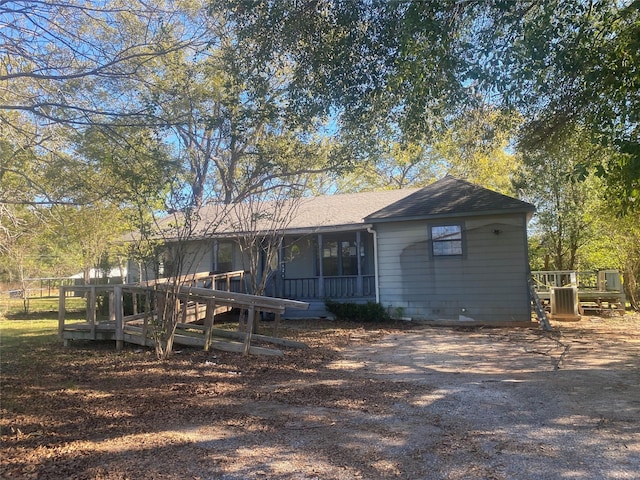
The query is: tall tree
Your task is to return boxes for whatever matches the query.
[224,0,639,210]
[433,107,522,195]
[334,105,521,194]
[220,0,478,143]
[138,5,346,208]
[0,0,204,206]
[515,128,606,271]
[335,140,440,192]
[476,0,640,210]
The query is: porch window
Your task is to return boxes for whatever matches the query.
[321,239,359,276]
[216,241,234,272]
[431,225,463,256]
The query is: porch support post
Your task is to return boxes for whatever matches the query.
[356,231,363,296]
[213,239,219,272]
[277,237,284,298]
[317,234,324,298]
[367,227,380,303]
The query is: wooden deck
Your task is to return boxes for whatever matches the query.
[58,272,309,355]
[532,270,626,315]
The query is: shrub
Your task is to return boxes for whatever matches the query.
[325,299,390,322]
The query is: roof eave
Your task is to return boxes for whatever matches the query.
[161,223,373,243]
[366,208,535,224]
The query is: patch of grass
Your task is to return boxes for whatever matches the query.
[0,318,60,351]
[1,296,86,317]
[0,296,86,352]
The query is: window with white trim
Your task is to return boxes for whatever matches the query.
[216,241,234,272]
[431,225,463,256]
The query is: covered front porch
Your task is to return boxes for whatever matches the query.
[128,228,379,318]
[272,229,377,305]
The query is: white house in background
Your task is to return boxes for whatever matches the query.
[71,267,126,283]
[127,176,536,324]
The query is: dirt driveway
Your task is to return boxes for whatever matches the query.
[2,316,639,479]
[193,317,640,480]
[330,320,640,479]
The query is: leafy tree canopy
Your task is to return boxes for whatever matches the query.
[218,0,477,141]
[222,0,639,209]
[475,0,639,210]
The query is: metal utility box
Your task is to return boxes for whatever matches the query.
[550,286,580,321]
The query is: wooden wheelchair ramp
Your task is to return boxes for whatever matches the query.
[58,274,309,356]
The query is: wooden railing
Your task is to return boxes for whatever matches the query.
[283,277,318,298]
[282,275,375,299]
[531,269,626,314]
[141,270,245,292]
[324,276,359,297]
[58,271,308,354]
[531,270,623,292]
[212,270,245,293]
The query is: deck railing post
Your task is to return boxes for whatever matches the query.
[89,286,97,339]
[243,305,256,356]
[142,289,151,344]
[274,312,281,336]
[203,299,215,351]
[132,292,138,315]
[114,286,124,351]
[109,288,115,322]
[58,286,66,341]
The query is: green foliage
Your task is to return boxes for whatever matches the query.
[515,127,606,270]
[334,105,522,194]
[578,206,640,310]
[432,106,522,195]
[477,0,640,211]
[220,0,476,142]
[223,0,639,211]
[0,319,59,351]
[325,299,390,323]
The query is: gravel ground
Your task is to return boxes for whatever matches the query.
[2,315,639,479]
[332,320,640,479]
[180,316,640,479]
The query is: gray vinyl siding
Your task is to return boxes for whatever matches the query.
[125,241,213,282]
[375,214,531,323]
[180,240,214,275]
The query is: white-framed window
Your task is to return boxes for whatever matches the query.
[215,241,234,272]
[431,225,463,256]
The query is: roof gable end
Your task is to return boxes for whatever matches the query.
[365,176,535,222]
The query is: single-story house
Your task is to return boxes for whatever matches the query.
[127,176,536,324]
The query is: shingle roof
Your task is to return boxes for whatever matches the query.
[365,176,535,222]
[278,189,419,231]
[192,188,419,237]
[131,177,534,242]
